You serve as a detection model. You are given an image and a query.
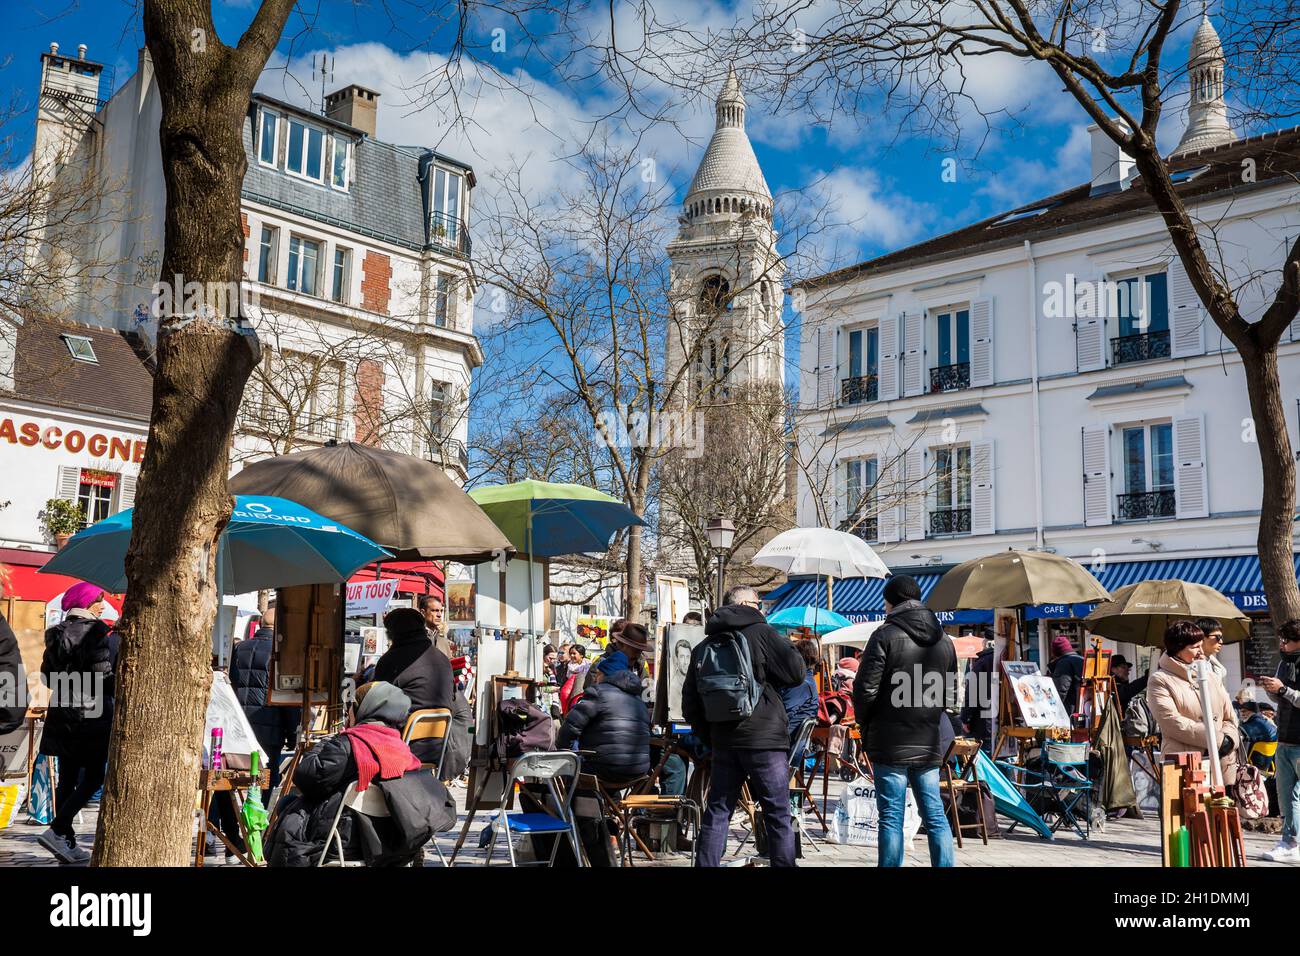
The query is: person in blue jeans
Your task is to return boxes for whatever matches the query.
[1260,619,1300,863]
[852,575,957,868]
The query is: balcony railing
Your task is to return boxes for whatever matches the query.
[1111,329,1170,365]
[430,211,471,257]
[929,362,970,393]
[427,437,469,473]
[929,507,972,535]
[242,403,342,443]
[1117,489,1175,521]
[840,374,878,406]
[839,515,878,542]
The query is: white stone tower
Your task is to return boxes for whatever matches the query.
[1172,16,1233,157]
[666,67,784,404]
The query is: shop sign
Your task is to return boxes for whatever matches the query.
[0,416,145,462]
[346,578,399,617]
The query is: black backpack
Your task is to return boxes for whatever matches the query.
[496,698,554,763]
[695,630,765,723]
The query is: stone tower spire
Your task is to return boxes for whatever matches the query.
[1172,15,1233,157]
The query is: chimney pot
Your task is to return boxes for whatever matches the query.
[1088,123,1135,196]
[78,44,87,59]
[49,42,58,54]
[324,84,379,138]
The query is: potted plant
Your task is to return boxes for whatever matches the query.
[39,498,84,549]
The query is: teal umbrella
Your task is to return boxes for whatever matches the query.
[768,605,852,634]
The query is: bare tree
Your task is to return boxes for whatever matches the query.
[682,0,1300,624]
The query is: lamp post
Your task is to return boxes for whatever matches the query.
[705,516,736,609]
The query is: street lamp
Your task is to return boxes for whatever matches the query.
[705,516,736,608]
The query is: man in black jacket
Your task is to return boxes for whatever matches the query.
[375,607,453,764]
[0,611,25,736]
[1260,619,1300,863]
[960,632,995,754]
[683,586,805,867]
[852,575,957,868]
[557,651,650,783]
[229,605,300,798]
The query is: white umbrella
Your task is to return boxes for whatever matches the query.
[752,527,890,580]
[822,620,885,650]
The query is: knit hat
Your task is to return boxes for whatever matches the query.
[596,650,630,678]
[62,581,105,612]
[383,606,427,638]
[883,575,921,605]
[354,681,413,728]
[1050,635,1075,658]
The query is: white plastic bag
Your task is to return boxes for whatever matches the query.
[826,774,921,848]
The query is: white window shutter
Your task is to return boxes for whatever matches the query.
[815,325,836,408]
[877,314,900,401]
[57,466,80,501]
[902,311,925,397]
[1074,274,1106,372]
[877,458,901,543]
[903,443,927,541]
[970,298,994,387]
[117,473,138,512]
[970,439,995,535]
[1173,414,1209,519]
[1168,258,1205,357]
[1081,424,1112,527]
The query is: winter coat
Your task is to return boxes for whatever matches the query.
[0,611,25,736]
[681,604,806,751]
[374,628,453,763]
[960,645,996,737]
[1269,651,1300,745]
[229,628,300,757]
[780,669,819,741]
[852,599,958,769]
[38,614,118,761]
[1050,652,1085,715]
[267,733,455,867]
[441,690,472,781]
[1147,653,1240,780]
[557,669,650,781]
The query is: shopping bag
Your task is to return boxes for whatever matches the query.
[0,783,24,829]
[27,754,54,825]
[826,774,920,847]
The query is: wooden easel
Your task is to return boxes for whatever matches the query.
[1081,639,1120,739]
[194,767,270,867]
[1160,752,1245,867]
[992,675,1038,761]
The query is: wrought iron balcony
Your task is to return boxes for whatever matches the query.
[839,515,878,542]
[1117,489,1175,521]
[429,211,471,257]
[929,362,970,393]
[929,507,972,535]
[840,374,878,406]
[1111,329,1170,365]
[427,437,469,473]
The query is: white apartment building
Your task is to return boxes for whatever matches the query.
[785,19,1300,691]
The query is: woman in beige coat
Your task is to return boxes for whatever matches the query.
[1147,619,1240,780]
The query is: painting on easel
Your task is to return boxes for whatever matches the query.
[1001,661,1070,730]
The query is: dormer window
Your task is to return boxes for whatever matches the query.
[62,334,97,363]
[258,109,279,166]
[286,118,326,182]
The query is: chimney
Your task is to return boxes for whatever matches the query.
[324,84,379,138]
[1088,124,1135,196]
[34,41,104,169]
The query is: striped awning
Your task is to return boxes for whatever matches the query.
[764,553,1299,623]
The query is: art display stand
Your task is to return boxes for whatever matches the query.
[193,767,270,868]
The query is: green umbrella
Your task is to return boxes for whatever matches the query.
[1082,580,1250,647]
[240,750,269,864]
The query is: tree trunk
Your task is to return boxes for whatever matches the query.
[624,459,652,621]
[93,0,294,867]
[1240,342,1300,627]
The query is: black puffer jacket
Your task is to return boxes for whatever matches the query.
[0,612,25,735]
[39,615,118,760]
[1050,652,1085,715]
[852,599,957,768]
[267,733,456,867]
[230,628,300,755]
[682,604,806,751]
[557,669,650,781]
[373,627,453,762]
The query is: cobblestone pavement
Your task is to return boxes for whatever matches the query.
[1,776,1289,868]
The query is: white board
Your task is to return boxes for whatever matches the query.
[203,671,269,767]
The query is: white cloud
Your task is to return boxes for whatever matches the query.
[802,166,936,265]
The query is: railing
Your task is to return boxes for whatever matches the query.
[1116,489,1175,521]
[1111,330,1171,365]
[929,362,970,393]
[840,374,878,406]
[929,507,972,535]
[242,403,342,443]
[430,212,471,257]
[839,516,878,542]
[427,437,469,472]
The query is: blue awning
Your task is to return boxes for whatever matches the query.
[763,553,1299,624]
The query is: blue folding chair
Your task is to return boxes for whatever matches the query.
[997,741,1092,840]
[484,751,585,867]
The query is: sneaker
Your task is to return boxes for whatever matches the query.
[1262,842,1300,863]
[37,827,90,864]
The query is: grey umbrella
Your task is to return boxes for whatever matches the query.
[229,442,513,563]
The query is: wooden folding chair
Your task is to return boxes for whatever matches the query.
[939,737,990,848]
[402,708,453,778]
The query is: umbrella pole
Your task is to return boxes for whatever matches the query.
[827,576,833,613]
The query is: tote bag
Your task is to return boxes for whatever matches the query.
[826,774,920,847]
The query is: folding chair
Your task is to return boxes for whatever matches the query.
[998,741,1092,839]
[736,718,823,856]
[484,752,585,867]
[402,708,453,779]
[938,737,990,848]
[1249,740,1278,777]
[318,783,389,867]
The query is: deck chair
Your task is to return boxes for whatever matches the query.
[402,708,453,779]
[484,751,585,867]
[998,741,1093,840]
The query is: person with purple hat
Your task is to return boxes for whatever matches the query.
[1048,634,1085,718]
[36,581,119,864]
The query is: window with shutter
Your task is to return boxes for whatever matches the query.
[969,298,994,387]
[902,311,925,397]
[876,458,901,543]
[1168,259,1204,358]
[1172,414,1208,518]
[1081,424,1112,526]
[970,439,995,535]
[815,324,836,408]
[1074,274,1107,372]
[56,465,80,502]
[117,473,138,512]
[904,444,927,540]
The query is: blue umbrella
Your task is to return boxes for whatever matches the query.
[41,495,392,595]
[768,605,852,633]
